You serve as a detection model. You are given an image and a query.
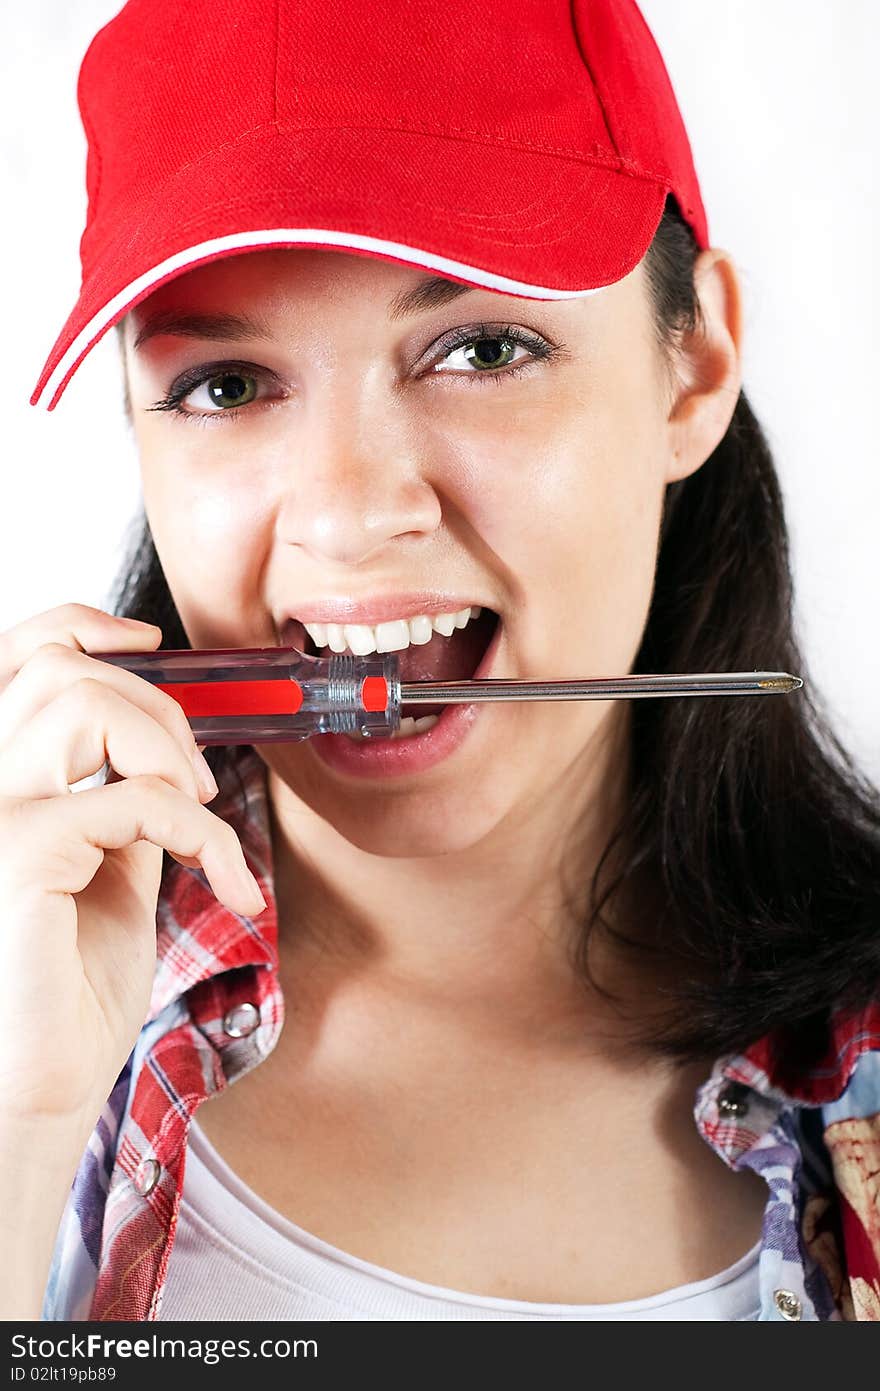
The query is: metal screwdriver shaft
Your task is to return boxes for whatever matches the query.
[400,671,803,707]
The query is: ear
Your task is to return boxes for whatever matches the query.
[665,249,743,484]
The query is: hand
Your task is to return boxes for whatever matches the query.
[0,603,266,1132]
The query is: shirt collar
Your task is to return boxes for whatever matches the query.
[148,746,880,1110]
[725,998,880,1109]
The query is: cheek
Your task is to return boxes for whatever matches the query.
[551,440,666,671]
[139,441,267,642]
[142,447,236,563]
[444,390,666,603]
[442,383,668,691]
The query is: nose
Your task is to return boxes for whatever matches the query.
[274,391,442,567]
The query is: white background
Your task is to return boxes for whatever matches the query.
[2,2,878,777]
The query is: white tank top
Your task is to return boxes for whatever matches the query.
[159,1118,762,1321]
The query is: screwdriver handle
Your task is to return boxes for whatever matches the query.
[92,646,402,745]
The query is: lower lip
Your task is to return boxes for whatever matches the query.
[309,619,503,780]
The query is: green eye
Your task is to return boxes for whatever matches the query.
[206,372,257,408]
[461,338,517,371]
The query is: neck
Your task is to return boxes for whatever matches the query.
[265,710,658,1050]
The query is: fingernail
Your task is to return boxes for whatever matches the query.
[192,748,219,801]
[118,617,161,630]
[242,865,267,913]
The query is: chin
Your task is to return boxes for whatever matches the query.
[335,817,495,860]
[267,750,510,860]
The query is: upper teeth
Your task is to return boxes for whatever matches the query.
[302,606,482,655]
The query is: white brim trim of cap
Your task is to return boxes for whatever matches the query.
[34,227,606,409]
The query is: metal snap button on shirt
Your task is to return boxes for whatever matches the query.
[718,1082,750,1118]
[223,1002,261,1039]
[134,1158,160,1197]
[774,1289,802,1321]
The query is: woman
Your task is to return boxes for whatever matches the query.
[4,0,880,1322]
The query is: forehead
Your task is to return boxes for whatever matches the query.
[128,248,479,330]
[123,244,643,354]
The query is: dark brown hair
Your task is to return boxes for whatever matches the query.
[108,198,880,1063]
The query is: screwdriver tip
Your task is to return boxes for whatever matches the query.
[758,674,804,693]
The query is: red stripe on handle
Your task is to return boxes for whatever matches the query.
[156,679,304,717]
[361,676,387,712]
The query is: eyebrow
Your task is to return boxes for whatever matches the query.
[386,275,476,322]
[132,311,273,351]
[132,275,479,351]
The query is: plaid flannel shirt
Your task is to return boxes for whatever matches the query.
[40,748,880,1322]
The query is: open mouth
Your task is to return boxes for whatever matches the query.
[291,606,501,724]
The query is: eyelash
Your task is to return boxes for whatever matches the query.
[146,323,562,422]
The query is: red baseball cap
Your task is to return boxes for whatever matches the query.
[30,0,708,411]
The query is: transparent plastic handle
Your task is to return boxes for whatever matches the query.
[92,645,402,745]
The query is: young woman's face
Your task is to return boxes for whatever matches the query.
[122,248,678,857]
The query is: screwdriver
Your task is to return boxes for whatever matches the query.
[91,645,804,747]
